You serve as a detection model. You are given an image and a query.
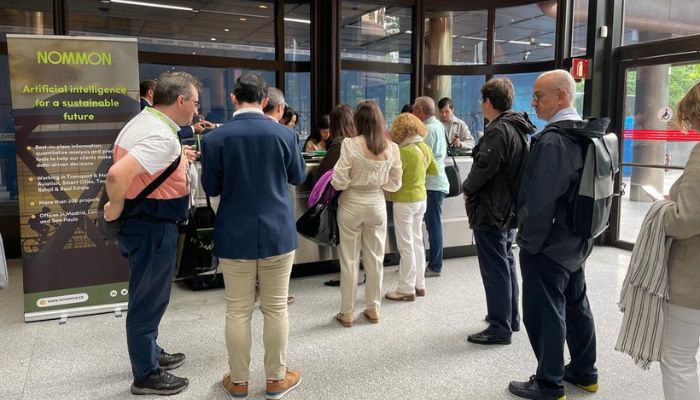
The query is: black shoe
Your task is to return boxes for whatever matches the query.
[508,376,566,400]
[131,370,189,396]
[324,278,340,287]
[466,328,511,345]
[157,350,185,371]
[563,364,599,393]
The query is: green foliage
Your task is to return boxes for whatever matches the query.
[668,64,700,109]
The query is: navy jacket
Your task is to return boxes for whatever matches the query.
[516,119,604,272]
[201,112,306,259]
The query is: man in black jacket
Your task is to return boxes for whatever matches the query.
[462,78,535,345]
[508,70,599,400]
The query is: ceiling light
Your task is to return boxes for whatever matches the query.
[211,37,217,41]
[405,30,412,34]
[284,17,310,24]
[240,17,247,21]
[109,0,194,11]
[224,28,229,32]
[259,4,268,8]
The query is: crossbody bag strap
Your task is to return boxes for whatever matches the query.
[443,130,459,170]
[122,152,182,217]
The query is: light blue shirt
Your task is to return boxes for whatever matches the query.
[546,107,582,125]
[423,116,449,194]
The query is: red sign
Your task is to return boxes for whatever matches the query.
[571,58,590,80]
[624,129,700,141]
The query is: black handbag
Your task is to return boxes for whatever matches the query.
[296,190,340,247]
[443,131,462,198]
[97,153,181,241]
[178,196,217,277]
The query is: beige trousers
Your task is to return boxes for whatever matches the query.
[220,251,294,382]
[337,189,387,315]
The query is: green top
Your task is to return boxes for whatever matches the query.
[393,139,439,203]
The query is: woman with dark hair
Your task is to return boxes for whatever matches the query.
[401,103,414,114]
[331,101,402,327]
[280,106,299,129]
[318,105,356,176]
[304,114,331,152]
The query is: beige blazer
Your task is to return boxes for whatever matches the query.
[665,142,700,309]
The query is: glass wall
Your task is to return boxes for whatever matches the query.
[340,2,412,63]
[285,72,311,144]
[68,0,277,59]
[622,0,700,46]
[424,10,488,66]
[424,75,485,141]
[340,71,411,126]
[285,2,311,61]
[618,62,700,243]
[571,0,589,56]
[494,1,557,64]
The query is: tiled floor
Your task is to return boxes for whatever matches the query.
[0,247,668,399]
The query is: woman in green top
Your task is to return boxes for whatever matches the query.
[385,113,439,302]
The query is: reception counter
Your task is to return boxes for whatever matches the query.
[193,156,474,266]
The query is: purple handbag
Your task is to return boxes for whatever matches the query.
[307,169,337,207]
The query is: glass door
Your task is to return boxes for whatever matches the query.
[615,61,700,244]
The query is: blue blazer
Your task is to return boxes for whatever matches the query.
[201,112,306,259]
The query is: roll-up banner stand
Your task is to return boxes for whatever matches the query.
[6,35,139,322]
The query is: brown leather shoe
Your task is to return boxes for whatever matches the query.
[221,372,248,398]
[266,369,302,400]
[363,308,380,323]
[415,288,426,297]
[335,312,353,327]
[286,296,295,305]
[385,290,416,302]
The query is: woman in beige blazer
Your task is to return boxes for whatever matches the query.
[661,81,700,400]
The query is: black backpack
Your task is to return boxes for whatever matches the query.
[546,118,619,239]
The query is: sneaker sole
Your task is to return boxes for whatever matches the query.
[159,359,185,371]
[220,381,248,398]
[130,383,188,396]
[570,382,598,393]
[266,377,302,400]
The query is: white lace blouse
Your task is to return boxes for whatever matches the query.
[331,136,402,192]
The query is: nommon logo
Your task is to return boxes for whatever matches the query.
[36,293,89,308]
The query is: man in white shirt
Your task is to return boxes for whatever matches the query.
[438,97,475,150]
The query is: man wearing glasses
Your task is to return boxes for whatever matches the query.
[508,69,599,400]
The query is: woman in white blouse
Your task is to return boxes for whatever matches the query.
[331,101,402,327]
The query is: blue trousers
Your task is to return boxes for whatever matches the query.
[118,219,179,382]
[520,249,597,394]
[424,190,445,272]
[474,228,519,338]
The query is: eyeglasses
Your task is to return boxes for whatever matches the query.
[532,89,561,103]
[191,99,201,108]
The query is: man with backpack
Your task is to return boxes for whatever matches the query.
[462,78,535,346]
[509,70,600,400]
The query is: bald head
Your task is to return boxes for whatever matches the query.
[532,69,577,121]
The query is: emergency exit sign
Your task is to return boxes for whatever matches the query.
[571,58,591,80]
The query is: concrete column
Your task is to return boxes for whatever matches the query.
[425,12,453,99]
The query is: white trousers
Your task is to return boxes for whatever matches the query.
[337,189,387,314]
[393,200,427,294]
[661,303,700,400]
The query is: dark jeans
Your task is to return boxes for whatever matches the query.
[520,249,597,395]
[474,228,519,338]
[424,190,445,272]
[118,219,179,382]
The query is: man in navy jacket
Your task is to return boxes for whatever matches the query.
[200,73,305,400]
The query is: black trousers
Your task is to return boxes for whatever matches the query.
[519,249,597,393]
[474,228,520,338]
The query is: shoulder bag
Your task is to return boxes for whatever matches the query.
[443,130,462,198]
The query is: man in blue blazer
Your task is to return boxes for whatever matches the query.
[200,73,305,400]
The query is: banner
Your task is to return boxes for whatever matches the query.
[6,35,139,322]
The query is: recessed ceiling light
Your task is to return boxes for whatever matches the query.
[110,0,194,11]
[259,4,267,8]
[211,37,217,41]
[224,28,229,32]
[240,17,247,21]
[192,52,196,55]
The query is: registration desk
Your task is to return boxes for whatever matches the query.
[289,157,475,265]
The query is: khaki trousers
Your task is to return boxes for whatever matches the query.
[337,189,387,315]
[220,251,294,382]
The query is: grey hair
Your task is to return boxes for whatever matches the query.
[414,96,436,116]
[540,69,576,103]
[153,72,202,106]
[263,87,286,113]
